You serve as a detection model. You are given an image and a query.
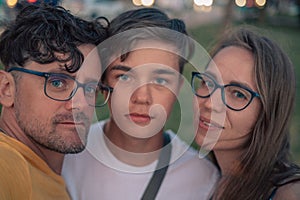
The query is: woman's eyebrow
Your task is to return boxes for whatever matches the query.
[205,71,255,90]
[228,80,256,91]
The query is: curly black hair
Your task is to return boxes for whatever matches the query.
[0,3,108,73]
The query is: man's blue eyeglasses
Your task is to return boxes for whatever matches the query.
[8,67,113,107]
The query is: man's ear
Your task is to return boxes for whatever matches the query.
[0,70,15,107]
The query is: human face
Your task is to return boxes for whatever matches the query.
[105,45,182,139]
[194,46,261,151]
[13,44,102,153]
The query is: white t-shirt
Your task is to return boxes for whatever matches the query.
[62,120,219,200]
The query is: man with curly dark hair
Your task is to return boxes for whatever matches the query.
[0,3,109,199]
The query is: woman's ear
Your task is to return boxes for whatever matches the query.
[0,70,15,107]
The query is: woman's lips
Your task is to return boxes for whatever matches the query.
[199,116,225,130]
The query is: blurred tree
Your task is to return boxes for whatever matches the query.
[221,0,235,32]
[297,0,300,25]
[257,0,268,24]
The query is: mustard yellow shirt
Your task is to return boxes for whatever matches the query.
[0,132,70,200]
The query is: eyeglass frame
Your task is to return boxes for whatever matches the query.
[8,67,113,107]
[191,72,260,111]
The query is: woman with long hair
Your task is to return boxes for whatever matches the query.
[192,27,300,199]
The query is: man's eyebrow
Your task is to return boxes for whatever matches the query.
[153,68,177,75]
[46,68,77,78]
[110,65,131,72]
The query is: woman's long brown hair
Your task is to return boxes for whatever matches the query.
[210,27,300,200]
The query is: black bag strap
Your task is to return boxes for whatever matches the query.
[268,187,278,200]
[141,133,172,200]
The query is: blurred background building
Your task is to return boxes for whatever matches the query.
[0,0,299,28]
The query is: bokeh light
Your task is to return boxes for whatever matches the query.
[141,0,155,7]
[6,0,18,8]
[193,3,212,12]
[255,0,266,7]
[132,0,142,6]
[194,0,213,7]
[235,0,247,7]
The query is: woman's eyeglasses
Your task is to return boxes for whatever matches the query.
[191,72,260,111]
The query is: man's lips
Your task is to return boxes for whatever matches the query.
[199,116,224,130]
[58,121,86,127]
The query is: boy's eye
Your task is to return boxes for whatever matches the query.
[153,77,167,85]
[118,74,130,82]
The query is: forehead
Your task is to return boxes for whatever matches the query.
[24,44,101,74]
[206,46,255,85]
[76,44,102,80]
[110,47,180,73]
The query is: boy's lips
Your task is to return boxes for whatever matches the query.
[126,113,153,124]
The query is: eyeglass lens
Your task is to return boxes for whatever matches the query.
[192,73,254,110]
[45,74,109,107]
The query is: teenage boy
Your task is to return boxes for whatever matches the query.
[63,8,218,200]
